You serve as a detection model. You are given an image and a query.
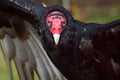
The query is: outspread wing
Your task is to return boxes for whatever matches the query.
[79,19,120,79]
[0,0,64,80]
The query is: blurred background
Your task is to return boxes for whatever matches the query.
[32,0,120,23]
[0,0,120,80]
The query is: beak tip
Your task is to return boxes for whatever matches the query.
[53,34,60,45]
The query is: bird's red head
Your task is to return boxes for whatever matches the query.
[46,11,66,34]
[46,11,67,44]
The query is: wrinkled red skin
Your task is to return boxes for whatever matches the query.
[46,11,66,34]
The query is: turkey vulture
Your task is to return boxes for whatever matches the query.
[0,0,120,80]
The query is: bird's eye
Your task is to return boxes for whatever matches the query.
[62,22,66,28]
[47,21,52,28]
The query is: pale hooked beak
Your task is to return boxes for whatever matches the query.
[53,34,60,45]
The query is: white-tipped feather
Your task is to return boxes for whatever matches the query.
[42,3,47,7]
[25,21,64,80]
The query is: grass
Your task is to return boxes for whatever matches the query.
[0,46,11,80]
[0,46,19,80]
[83,5,120,23]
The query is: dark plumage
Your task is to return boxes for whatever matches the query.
[0,0,120,80]
[39,5,120,80]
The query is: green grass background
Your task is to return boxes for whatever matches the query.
[0,46,19,80]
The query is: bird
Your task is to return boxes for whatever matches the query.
[0,0,120,80]
[38,4,120,80]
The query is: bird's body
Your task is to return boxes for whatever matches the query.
[40,15,120,80]
[0,0,120,80]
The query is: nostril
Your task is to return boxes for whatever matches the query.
[53,27,56,30]
[51,27,62,34]
[51,27,56,31]
[58,28,61,31]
